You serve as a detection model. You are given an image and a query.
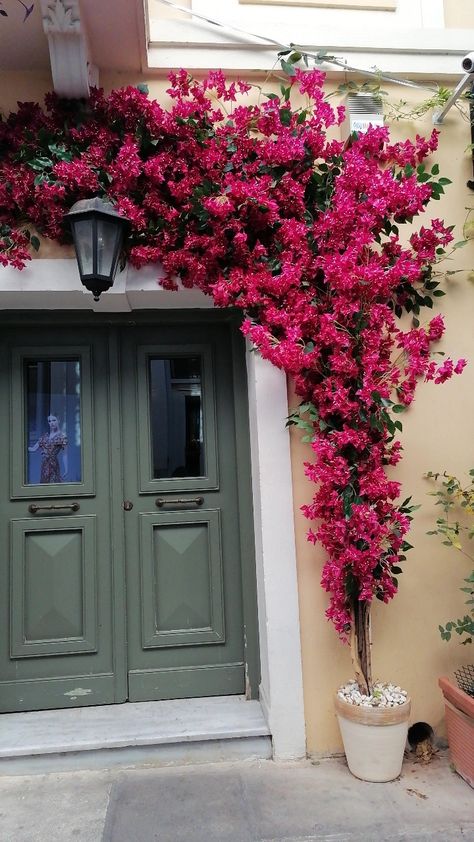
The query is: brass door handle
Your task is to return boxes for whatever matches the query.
[155,496,204,508]
[28,502,80,514]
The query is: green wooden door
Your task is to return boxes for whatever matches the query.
[120,322,247,701]
[0,326,123,712]
[0,317,257,712]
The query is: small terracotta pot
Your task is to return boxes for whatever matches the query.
[335,693,411,782]
[439,676,474,789]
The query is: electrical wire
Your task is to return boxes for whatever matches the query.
[154,0,438,92]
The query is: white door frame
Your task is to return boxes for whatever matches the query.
[0,260,307,760]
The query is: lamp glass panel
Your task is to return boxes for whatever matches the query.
[72,219,94,276]
[96,219,120,277]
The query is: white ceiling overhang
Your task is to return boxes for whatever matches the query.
[1,0,474,96]
[147,0,474,79]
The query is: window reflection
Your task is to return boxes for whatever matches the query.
[149,357,205,479]
[26,360,82,485]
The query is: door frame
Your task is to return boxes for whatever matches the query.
[1,310,261,706]
[0,273,306,759]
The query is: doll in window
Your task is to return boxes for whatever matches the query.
[28,414,68,483]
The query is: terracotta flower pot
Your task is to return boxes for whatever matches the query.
[335,693,411,782]
[439,676,474,788]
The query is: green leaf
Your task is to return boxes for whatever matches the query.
[280,59,297,76]
[33,173,50,186]
[30,236,40,252]
[392,404,406,414]
[279,108,292,126]
[27,157,53,172]
[288,51,302,64]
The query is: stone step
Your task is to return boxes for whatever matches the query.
[0,696,272,774]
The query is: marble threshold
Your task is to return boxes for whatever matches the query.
[0,696,272,773]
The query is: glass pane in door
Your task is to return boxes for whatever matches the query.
[149,356,205,479]
[25,359,82,484]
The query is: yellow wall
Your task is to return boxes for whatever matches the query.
[1,72,473,754]
[0,71,53,116]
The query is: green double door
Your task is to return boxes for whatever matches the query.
[0,316,257,712]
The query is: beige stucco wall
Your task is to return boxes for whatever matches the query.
[1,71,473,754]
[444,0,474,28]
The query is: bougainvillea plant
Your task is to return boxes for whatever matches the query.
[0,68,466,693]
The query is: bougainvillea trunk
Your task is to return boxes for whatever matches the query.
[0,68,466,662]
[350,601,372,696]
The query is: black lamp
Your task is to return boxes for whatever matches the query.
[66,198,131,301]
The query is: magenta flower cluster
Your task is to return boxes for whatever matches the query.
[0,69,466,639]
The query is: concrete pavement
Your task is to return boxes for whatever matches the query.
[0,751,473,842]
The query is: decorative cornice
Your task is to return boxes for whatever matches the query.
[40,0,98,98]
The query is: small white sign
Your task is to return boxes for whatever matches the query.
[350,117,385,133]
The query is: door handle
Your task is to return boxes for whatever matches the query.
[28,502,80,514]
[155,496,204,508]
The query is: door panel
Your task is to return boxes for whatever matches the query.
[10,515,97,658]
[0,328,119,712]
[121,324,246,702]
[139,509,225,649]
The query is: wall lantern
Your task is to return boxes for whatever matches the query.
[66,198,131,301]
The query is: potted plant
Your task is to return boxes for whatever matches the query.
[426,470,474,788]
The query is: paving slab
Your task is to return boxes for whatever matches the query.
[102,753,474,842]
[0,751,472,842]
[0,769,112,842]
